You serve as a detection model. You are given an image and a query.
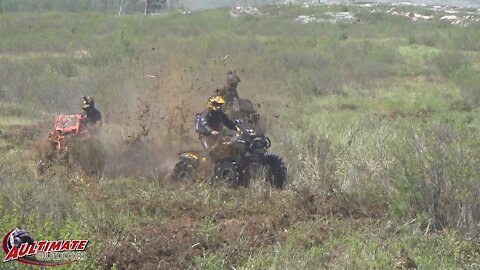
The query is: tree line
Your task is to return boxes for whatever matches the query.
[0,0,174,14]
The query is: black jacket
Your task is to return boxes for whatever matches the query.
[199,109,237,135]
[81,107,102,127]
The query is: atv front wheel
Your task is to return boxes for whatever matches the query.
[264,155,287,189]
[67,137,105,175]
[36,160,47,175]
[173,160,195,182]
[214,160,242,188]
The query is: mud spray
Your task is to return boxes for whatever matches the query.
[33,60,282,179]
[94,64,209,178]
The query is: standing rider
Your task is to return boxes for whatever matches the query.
[216,70,241,113]
[80,96,102,129]
[197,96,241,152]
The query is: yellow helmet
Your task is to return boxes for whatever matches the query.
[208,96,225,111]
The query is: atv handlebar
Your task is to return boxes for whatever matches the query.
[233,129,271,149]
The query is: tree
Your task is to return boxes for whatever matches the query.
[145,0,166,14]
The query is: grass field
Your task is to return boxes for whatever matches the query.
[0,3,479,269]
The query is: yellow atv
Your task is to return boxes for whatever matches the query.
[173,132,243,187]
[173,127,286,189]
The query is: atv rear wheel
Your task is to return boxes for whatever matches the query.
[34,140,56,176]
[173,160,195,182]
[214,160,242,188]
[265,155,287,189]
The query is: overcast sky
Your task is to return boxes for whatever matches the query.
[178,0,480,10]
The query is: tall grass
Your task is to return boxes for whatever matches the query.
[0,3,479,269]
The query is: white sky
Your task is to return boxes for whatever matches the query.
[178,0,480,10]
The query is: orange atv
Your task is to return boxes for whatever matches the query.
[36,114,103,175]
[48,114,86,153]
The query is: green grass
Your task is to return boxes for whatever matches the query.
[241,218,479,269]
[0,3,479,269]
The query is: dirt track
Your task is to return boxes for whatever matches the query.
[97,186,371,269]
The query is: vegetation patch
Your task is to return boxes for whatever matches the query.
[0,2,478,269]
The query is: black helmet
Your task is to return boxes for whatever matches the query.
[81,96,95,110]
[226,70,241,86]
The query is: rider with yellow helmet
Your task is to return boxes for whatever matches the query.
[197,95,241,151]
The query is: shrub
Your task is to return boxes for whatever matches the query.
[429,51,470,78]
[290,133,338,194]
[389,122,480,234]
[454,67,480,108]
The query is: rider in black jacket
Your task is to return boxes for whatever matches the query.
[198,96,241,151]
[80,96,102,129]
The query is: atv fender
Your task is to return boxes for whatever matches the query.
[179,152,204,167]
